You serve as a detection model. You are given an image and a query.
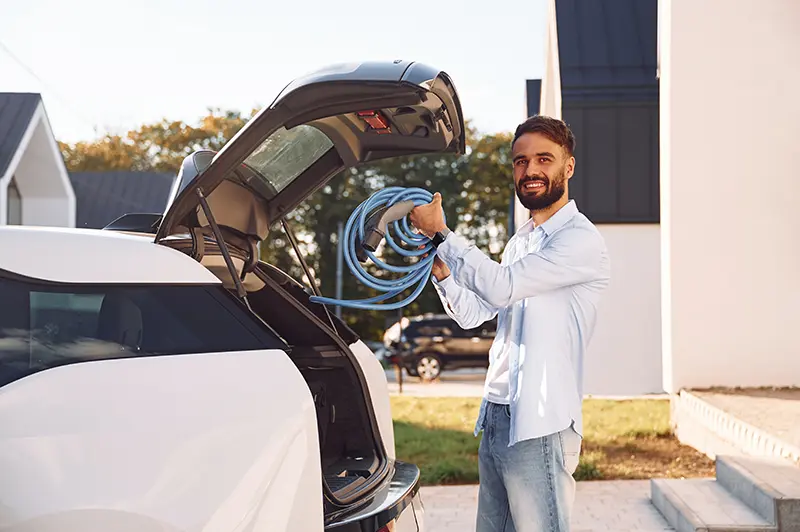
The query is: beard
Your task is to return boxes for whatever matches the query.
[515,166,567,211]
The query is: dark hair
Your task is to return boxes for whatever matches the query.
[512,115,576,157]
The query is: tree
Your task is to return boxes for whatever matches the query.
[59,108,259,173]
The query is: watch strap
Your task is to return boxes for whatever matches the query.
[430,228,450,248]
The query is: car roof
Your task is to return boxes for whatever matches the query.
[0,226,221,285]
[408,313,453,323]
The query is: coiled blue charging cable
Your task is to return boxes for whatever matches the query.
[308,186,441,310]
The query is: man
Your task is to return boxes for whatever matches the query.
[409,115,610,532]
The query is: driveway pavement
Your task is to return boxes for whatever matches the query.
[419,481,672,531]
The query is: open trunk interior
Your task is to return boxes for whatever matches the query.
[163,237,388,507]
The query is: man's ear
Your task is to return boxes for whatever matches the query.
[565,156,576,180]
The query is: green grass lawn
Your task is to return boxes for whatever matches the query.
[390,396,714,486]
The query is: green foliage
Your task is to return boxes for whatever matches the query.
[390,397,712,486]
[574,453,604,481]
[59,113,518,340]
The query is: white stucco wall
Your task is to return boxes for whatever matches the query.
[585,224,663,395]
[540,0,561,122]
[659,0,800,392]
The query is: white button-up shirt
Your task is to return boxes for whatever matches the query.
[432,200,610,445]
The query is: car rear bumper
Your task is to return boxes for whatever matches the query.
[325,460,425,531]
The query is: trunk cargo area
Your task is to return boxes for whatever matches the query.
[246,263,388,506]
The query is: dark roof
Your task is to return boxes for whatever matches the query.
[0,93,41,178]
[555,0,658,102]
[68,171,174,229]
[526,79,542,117]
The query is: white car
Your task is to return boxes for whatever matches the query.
[0,60,465,531]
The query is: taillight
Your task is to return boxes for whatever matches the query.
[357,110,392,134]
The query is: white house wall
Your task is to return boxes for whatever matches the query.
[1,102,75,228]
[659,0,800,391]
[540,0,562,121]
[586,225,663,395]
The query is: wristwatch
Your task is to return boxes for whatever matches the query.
[430,227,451,248]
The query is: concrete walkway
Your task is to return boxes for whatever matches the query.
[419,481,673,531]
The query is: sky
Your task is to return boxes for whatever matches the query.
[0,0,549,145]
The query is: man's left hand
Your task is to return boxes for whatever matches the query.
[409,192,448,238]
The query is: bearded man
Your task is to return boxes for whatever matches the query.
[409,115,611,532]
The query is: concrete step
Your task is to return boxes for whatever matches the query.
[651,478,775,532]
[671,391,800,465]
[716,455,800,530]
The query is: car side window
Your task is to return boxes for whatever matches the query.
[28,292,107,369]
[416,319,453,337]
[415,325,438,336]
[0,277,285,387]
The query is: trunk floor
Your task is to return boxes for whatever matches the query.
[325,474,363,492]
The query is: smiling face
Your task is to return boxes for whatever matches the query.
[512,130,575,212]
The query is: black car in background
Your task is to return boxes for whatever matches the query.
[384,314,497,381]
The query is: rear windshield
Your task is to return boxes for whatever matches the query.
[0,276,285,388]
[243,124,334,196]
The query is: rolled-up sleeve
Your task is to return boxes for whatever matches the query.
[436,228,609,309]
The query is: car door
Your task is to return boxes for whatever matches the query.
[154,60,466,252]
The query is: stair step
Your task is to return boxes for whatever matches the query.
[651,478,775,532]
[716,455,800,530]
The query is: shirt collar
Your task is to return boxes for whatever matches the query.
[536,200,579,236]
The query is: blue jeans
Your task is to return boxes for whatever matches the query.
[476,402,582,532]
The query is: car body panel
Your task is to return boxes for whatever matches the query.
[0,350,323,532]
[348,339,395,459]
[0,226,220,285]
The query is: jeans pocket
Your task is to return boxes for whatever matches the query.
[504,404,511,419]
[559,426,582,475]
